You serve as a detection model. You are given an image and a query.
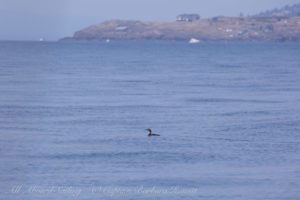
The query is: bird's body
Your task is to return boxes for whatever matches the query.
[146,128,160,136]
[149,133,160,136]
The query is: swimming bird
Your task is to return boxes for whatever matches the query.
[146,128,160,136]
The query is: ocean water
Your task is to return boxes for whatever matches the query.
[0,41,300,200]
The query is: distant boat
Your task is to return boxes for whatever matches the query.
[39,38,45,42]
[189,38,200,44]
[106,39,110,43]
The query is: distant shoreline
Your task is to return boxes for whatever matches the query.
[1,39,300,44]
[60,16,300,42]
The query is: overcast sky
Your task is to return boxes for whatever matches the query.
[0,0,299,41]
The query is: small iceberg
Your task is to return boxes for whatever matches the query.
[189,38,200,44]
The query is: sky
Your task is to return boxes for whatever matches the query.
[0,0,299,41]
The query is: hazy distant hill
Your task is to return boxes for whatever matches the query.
[255,3,300,18]
[61,3,300,42]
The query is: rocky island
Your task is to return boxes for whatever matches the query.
[61,4,300,42]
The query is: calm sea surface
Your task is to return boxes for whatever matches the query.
[0,41,300,200]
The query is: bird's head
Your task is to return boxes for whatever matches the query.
[145,128,152,133]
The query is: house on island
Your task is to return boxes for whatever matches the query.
[176,14,200,22]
